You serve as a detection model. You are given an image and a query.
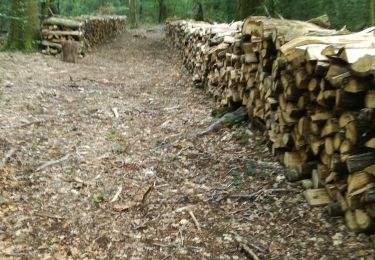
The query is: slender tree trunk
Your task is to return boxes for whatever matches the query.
[139,0,143,22]
[24,0,40,50]
[128,0,137,28]
[157,0,167,23]
[193,0,203,20]
[7,0,23,50]
[368,0,375,26]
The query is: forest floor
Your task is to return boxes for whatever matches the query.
[0,27,374,259]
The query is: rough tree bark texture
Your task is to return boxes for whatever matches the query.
[24,0,40,50]
[8,0,39,50]
[193,0,204,21]
[128,0,137,28]
[157,0,167,23]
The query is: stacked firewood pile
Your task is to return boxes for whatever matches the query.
[166,17,375,233]
[41,16,126,55]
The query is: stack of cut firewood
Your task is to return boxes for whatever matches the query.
[166,20,243,103]
[166,18,375,233]
[42,16,126,56]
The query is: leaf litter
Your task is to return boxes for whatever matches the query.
[0,26,374,259]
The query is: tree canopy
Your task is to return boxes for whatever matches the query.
[0,0,374,50]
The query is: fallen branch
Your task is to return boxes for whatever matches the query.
[195,107,248,137]
[36,154,71,172]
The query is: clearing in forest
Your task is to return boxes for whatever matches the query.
[0,27,374,259]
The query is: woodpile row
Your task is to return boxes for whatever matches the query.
[166,17,375,233]
[41,16,126,55]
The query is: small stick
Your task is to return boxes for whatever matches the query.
[110,185,123,203]
[112,107,119,118]
[232,233,261,260]
[238,243,260,260]
[35,212,64,220]
[179,227,184,246]
[188,210,201,232]
[161,251,176,260]
[36,154,71,172]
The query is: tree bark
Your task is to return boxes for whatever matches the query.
[128,0,137,28]
[157,0,167,23]
[368,0,375,26]
[193,0,203,21]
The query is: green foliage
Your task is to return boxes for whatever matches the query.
[0,0,372,51]
[92,191,107,206]
[105,130,117,141]
[233,130,249,145]
[4,0,39,51]
[230,170,242,186]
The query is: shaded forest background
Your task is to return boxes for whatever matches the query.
[0,0,374,50]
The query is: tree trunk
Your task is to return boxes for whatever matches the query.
[7,0,40,51]
[193,0,203,20]
[7,0,23,50]
[128,0,137,28]
[24,0,40,50]
[368,0,375,26]
[139,0,143,21]
[158,0,167,23]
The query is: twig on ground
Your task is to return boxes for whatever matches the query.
[141,186,154,204]
[161,250,177,260]
[112,107,119,118]
[238,242,260,260]
[188,210,202,232]
[231,232,263,259]
[179,226,184,246]
[36,153,71,172]
[35,211,64,220]
[110,185,123,203]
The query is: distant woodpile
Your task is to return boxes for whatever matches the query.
[166,18,375,233]
[41,16,126,56]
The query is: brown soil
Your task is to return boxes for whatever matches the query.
[0,27,374,259]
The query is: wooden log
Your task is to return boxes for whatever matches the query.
[347,152,375,173]
[304,189,332,206]
[42,29,82,37]
[355,209,375,233]
[327,202,344,217]
[366,90,375,108]
[44,17,83,29]
[347,171,375,195]
[345,210,361,232]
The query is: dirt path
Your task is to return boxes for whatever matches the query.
[0,27,374,259]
